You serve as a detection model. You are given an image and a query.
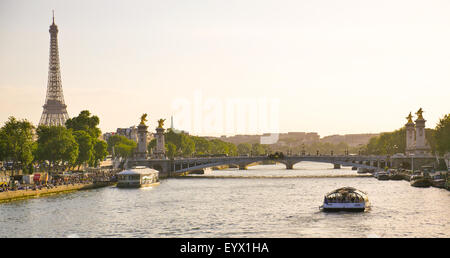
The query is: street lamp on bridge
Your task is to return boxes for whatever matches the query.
[410,153,415,172]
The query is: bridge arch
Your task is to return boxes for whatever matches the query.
[273,157,382,171]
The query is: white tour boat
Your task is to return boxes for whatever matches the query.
[117,166,160,188]
[320,187,369,212]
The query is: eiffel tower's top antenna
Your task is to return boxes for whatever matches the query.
[52,10,55,24]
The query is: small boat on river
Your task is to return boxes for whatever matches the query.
[377,171,390,180]
[431,173,446,188]
[320,187,369,212]
[389,171,404,181]
[410,173,432,188]
[117,166,160,188]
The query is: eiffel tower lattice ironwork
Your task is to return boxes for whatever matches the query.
[39,12,69,126]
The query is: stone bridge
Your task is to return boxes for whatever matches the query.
[125,154,435,178]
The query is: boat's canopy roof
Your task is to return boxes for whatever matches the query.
[118,167,159,175]
[325,187,367,197]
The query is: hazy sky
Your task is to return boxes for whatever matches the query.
[1,0,449,137]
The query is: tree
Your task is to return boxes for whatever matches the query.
[365,128,406,155]
[36,125,79,172]
[106,134,122,156]
[107,135,136,159]
[91,139,108,167]
[237,143,252,156]
[163,129,237,157]
[114,142,136,159]
[192,136,211,155]
[65,110,101,139]
[227,142,237,156]
[0,117,35,174]
[73,130,94,170]
[165,129,181,149]
[66,110,108,168]
[181,134,195,157]
[166,142,177,160]
[251,143,265,156]
[435,114,450,155]
[147,138,157,154]
[209,139,229,155]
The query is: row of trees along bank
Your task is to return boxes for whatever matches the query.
[0,111,108,175]
[236,141,363,156]
[363,113,450,156]
[146,129,238,159]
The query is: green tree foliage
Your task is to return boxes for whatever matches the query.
[73,130,94,170]
[163,129,237,157]
[36,126,79,171]
[107,135,136,159]
[227,142,237,156]
[181,135,195,156]
[191,136,211,155]
[106,134,122,155]
[251,143,266,156]
[365,128,406,155]
[166,142,177,160]
[147,138,157,154]
[66,110,107,167]
[92,139,108,167]
[209,139,230,155]
[290,141,352,155]
[65,110,101,138]
[435,114,450,155]
[164,129,182,154]
[237,143,252,155]
[0,117,35,173]
[363,127,438,155]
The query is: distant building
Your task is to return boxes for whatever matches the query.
[320,134,379,147]
[116,126,138,142]
[103,126,153,143]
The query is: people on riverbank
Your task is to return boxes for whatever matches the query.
[0,169,118,192]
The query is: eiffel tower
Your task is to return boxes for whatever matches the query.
[39,11,69,126]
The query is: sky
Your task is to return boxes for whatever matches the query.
[1,0,449,137]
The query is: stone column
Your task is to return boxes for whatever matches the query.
[136,123,148,159]
[286,162,294,169]
[414,108,431,155]
[405,112,415,155]
[154,126,166,159]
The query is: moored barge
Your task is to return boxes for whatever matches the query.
[117,166,159,188]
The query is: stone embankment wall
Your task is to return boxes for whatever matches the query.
[0,183,108,202]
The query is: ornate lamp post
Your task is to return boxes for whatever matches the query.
[410,153,415,172]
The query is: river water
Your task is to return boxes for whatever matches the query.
[1,162,449,238]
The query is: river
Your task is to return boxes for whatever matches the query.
[1,162,449,238]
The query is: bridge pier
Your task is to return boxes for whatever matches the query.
[286,163,294,169]
[239,164,248,170]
